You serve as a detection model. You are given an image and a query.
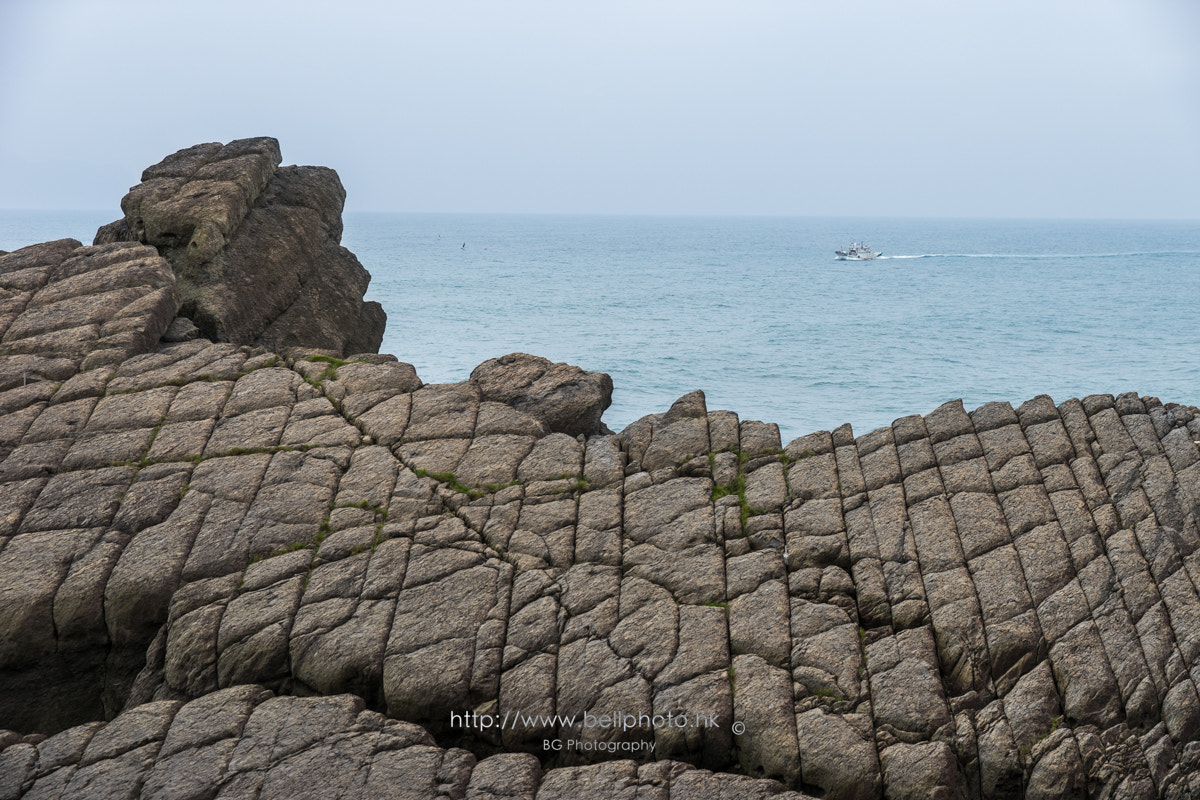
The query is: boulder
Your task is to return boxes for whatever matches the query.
[161,316,199,343]
[92,219,134,244]
[107,137,385,356]
[469,352,613,436]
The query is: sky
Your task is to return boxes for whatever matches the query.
[1,0,1198,218]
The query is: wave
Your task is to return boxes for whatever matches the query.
[878,251,1199,260]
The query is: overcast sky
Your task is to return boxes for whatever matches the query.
[2,0,1198,218]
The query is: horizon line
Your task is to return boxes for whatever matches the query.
[3,208,1200,224]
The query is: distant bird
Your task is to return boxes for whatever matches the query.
[462,243,466,249]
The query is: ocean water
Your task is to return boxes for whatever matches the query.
[345,214,1200,443]
[0,210,116,252]
[4,211,1198,445]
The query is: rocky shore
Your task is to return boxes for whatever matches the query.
[2,139,1200,799]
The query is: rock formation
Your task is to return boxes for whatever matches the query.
[471,352,614,437]
[0,239,177,392]
[2,142,1200,799]
[98,138,385,356]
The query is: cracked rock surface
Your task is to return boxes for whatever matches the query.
[0,688,814,800]
[4,143,1200,799]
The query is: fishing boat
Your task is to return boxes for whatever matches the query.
[835,243,882,260]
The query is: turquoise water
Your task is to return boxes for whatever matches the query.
[4,212,1198,444]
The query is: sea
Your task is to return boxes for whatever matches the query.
[3,211,1199,446]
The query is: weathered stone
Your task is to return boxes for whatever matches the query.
[471,352,613,436]
[880,741,965,799]
[8,141,1200,799]
[118,138,383,354]
[729,654,801,784]
[789,599,862,703]
[795,709,881,800]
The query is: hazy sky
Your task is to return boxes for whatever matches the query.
[2,0,1198,218]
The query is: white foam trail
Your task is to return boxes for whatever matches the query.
[875,251,1196,260]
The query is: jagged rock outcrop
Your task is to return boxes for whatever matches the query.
[99,137,385,356]
[4,147,1200,798]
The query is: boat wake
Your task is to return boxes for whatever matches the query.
[878,251,1197,260]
